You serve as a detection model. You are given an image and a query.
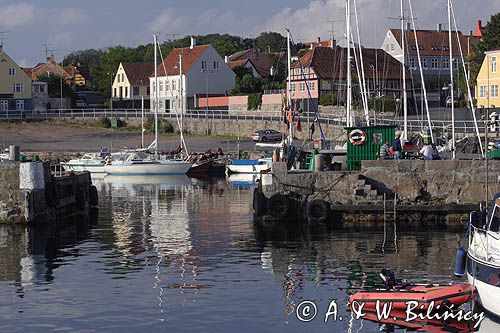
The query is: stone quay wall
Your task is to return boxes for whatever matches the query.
[0,162,25,223]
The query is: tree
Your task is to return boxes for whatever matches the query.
[471,13,500,85]
[35,73,74,98]
[255,32,286,53]
[232,73,262,95]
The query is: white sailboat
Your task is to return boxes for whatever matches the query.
[104,34,192,176]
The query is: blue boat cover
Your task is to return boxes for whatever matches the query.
[231,159,259,166]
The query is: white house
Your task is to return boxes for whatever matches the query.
[112,62,154,106]
[150,38,235,113]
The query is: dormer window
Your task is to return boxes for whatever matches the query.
[369,64,375,70]
[411,45,417,51]
[431,45,439,51]
[419,46,424,51]
[443,45,450,51]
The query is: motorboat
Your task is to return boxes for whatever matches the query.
[63,153,106,173]
[104,152,192,175]
[226,158,272,174]
[464,194,500,318]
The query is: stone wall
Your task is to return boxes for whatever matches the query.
[0,162,25,223]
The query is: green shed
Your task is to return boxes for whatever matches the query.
[346,125,397,170]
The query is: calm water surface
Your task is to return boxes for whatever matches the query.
[0,176,495,332]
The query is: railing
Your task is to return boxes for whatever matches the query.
[0,108,492,134]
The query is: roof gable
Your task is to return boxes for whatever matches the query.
[155,45,209,77]
[121,62,154,85]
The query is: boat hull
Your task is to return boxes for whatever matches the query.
[63,163,106,174]
[187,160,213,174]
[104,161,192,175]
[467,253,500,318]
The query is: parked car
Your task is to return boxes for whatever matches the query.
[251,129,283,142]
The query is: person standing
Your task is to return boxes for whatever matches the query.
[392,132,402,160]
[379,141,390,160]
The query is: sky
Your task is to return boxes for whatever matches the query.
[0,0,499,67]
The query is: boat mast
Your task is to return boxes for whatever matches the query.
[286,29,293,142]
[401,0,408,140]
[353,0,370,126]
[346,0,352,127]
[154,34,159,156]
[448,0,456,160]
[179,53,187,156]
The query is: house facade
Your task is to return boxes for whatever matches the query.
[0,45,32,112]
[381,23,481,90]
[150,39,235,113]
[30,56,72,83]
[476,49,500,109]
[288,46,411,110]
[112,62,154,108]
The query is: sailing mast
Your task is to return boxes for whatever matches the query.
[448,0,456,159]
[400,0,408,140]
[346,0,353,127]
[179,53,187,156]
[153,34,159,156]
[286,29,293,142]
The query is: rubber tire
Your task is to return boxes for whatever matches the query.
[89,185,98,207]
[253,189,267,217]
[267,194,290,220]
[306,199,330,223]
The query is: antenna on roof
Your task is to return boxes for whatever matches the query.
[0,31,10,48]
[42,44,57,59]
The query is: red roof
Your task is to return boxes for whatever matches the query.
[228,59,249,69]
[154,45,209,77]
[121,62,154,85]
[292,46,408,80]
[390,29,480,57]
[228,48,272,77]
[21,67,32,76]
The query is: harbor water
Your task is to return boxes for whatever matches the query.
[0,176,495,332]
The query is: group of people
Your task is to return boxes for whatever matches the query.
[379,131,434,160]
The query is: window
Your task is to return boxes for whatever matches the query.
[409,57,416,69]
[299,82,306,91]
[372,133,383,144]
[308,82,315,91]
[119,87,123,98]
[147,86,150,96]
[420,58,427,68]
[442,58,449,69]
[213,61,219,70]
[13,83,23,93]
[121,74,125,82]
[431,45,439,51]
[113,88,117,98]
[201,61,207,70]
[290,83,296,92]
[124,87,128,98]
[411,45,417,51]
[431,58,439,69]
[16,100,24,111]
[443,45,450,51]
[492,84,499,98]
[453,58,458,69]
[172,80,176,91]
[490,205,500,232]
[8,68,15,76]
[480,85,488,98]
[133,86,139,96]
[492,56,497,73]
[166,81,169,91]
[0,100,7,111]
[159,81,164,92]
[390,44,394,52]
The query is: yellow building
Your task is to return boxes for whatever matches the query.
[0,45,32,111]
[476,49,500,108]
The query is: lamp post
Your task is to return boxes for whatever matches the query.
[109,72,114,118]
[201,69,219,123]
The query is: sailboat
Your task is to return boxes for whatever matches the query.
[104,35,193,176]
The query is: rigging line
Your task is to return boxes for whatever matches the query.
[408,0,434,143]
[450,0,484,157]
[348,25,367,123]
[353,0,370,126]
[288,31,327,147]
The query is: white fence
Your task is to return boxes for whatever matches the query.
[0,108,488,134]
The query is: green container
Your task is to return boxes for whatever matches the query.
[33,154,39,161]
[111,118,118,128]
[346,125,396,170]
[20,155,26,162]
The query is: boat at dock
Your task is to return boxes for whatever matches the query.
[226,158,272,174]
[63,153,108,173]
[464,194,500,318]
[103,152,192,175]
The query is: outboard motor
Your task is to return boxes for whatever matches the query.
[454,247,467,277]
[380,269,396,289]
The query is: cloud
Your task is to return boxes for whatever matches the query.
[58,8,88,25]
[47,32,74,47]
[0,2,35,28]
[147,8,187,33]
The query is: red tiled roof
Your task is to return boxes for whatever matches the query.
[292,46,408,81]
[390,29,480,57]
[154,45,209,77]
[228,48,272,77]
[121,62,154,85]
[228,59,249,69]
[21,67,32,76]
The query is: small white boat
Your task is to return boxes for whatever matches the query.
[63,153,106,173]
[466,194,500,318]
[104,152,192,175]
[226,158,272,174]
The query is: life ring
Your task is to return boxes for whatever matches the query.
[267,194,291,220]
[253,188,267,217]
[349,129,366,146]
[89,185,99,207]
[306,199,331,223]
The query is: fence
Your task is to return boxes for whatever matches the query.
[0,108,490,135]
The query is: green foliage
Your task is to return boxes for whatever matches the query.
[471,13,500,85]
[232,66,253,80]
[248,93,262,110]
[232,73,262,95]
[369,96,397,113]
[97,116,111,128]
[144,117,174,133]
[35,73,74,98]
[255,32,286,53]
[319,93,337,106]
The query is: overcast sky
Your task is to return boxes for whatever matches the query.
[1,0,498,67]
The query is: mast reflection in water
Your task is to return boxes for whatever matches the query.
[0,176,496,333]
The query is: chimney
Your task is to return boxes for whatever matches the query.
[224,55,228,63]
[437,23,443,32]
[190,36,196,50]
[475,20,483,37]
[406,22,411,31]
[317,37,321,43]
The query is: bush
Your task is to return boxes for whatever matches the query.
[369,96,397,113]
[248,93,262,110]
[97,116,111,128]
[160,119,174,133]
[319,93,337,106]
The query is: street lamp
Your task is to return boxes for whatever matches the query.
[108,72,114,117]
